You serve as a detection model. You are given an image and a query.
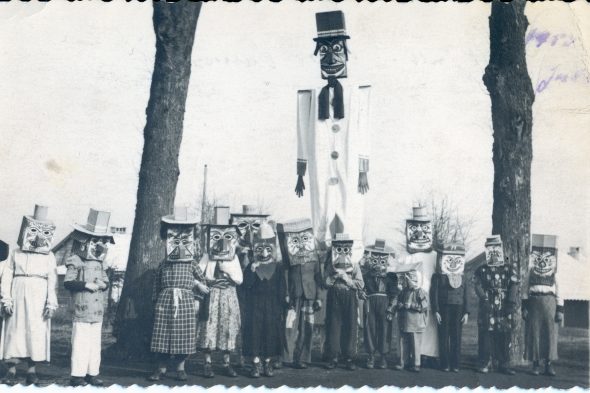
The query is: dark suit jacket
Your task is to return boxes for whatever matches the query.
[285,258,322,301]
[431,273,469,315]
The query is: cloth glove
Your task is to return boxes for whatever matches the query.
[313,299,322,312]
[358,172,369,194]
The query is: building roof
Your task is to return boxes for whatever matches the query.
[52,231,130,272]
[466,249,589,301]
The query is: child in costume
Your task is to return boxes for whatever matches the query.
[149,207,206,382]
[64,209,114,386]
[523,234,562,376]
[197,207,243,378]
[431,242,469,372]
[277,218,323,369]
[395,262,428,372]
[324,234,364,371]
[474,235,518,375]
[242,222,285,378]
[361,239,398,369]
[0,205,58,386]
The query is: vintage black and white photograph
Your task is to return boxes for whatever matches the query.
[0,0,588,389]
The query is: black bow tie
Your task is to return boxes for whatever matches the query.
[318,77,344,120]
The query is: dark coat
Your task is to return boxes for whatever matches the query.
[431,273,470,316]
[285,259,322,301]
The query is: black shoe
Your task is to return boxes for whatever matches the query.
[409,365,421,373]
[223,364,237,378]
[326,359,337,370]
[250,362,261,378]
[393,364,404,371]
[441,367,450,372]
[545,362,556,377]
[70,376,88,387]
[263,361,274,377]
[366,355,374,369]
[175,370,187,382]
[500,367,516,375]
[451,368,460,373]
[293,361,308,369]
[377,356,387,369]
[25,372,39,386]
[203,363,214,379]
[345,359,356,371]
[85,375,104,386]
[147,369,166,382]
[273,361,283,370]
[3,371,18,386]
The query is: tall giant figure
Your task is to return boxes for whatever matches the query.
[295,11,370,263]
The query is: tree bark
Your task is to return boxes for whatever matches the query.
[112,1,202,358]
[483,0,534,364]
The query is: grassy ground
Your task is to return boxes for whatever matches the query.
[0,317,587,388]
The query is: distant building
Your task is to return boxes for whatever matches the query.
[465,247,589,329]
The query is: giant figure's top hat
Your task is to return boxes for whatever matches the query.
[314,11,350,42]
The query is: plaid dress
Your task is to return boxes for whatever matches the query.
[150,260,203,354]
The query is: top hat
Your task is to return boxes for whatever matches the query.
[230,205,269,220]
[161,206,199,225]
[25,204,53,223]
[314,11,350,42]
[532,234,558,249]
[257,222,276,240]
[277,218,313,233]
[409,206,430,222]
[365,239,395,255]
[485,235,503,247]
[73,208,115,242]
[438,241,466,255]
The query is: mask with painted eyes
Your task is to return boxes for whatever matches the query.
[208,226,239,261]
[332,240,354,272]
[485,245,505,267]
[230,215,266,249]
[316,38,348,79]
[366,251,389,277]
[72,232,112,262]
[405,270,422,289]
[406,220,433,253]
[165,226,195,262]
[253,239,276,264]
[284,230,316,265]
[530,249,557,276]
[18,216,56,254]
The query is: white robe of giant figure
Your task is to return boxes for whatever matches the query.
[295,11,370,264]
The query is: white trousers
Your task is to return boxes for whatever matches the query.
[71,321,102,377]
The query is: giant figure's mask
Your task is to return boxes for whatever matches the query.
[437,242,466,289]
[277,218,317,266]
[484,235,505,267]
[332,233,354,273]
[406,206,432,253]
[530,234,558,277]
[230,205,269,249]
[363,239,395,278]
[18,205,56,254]
[72,208,115,261]
[314,11,350,80]
[161,206,199,262]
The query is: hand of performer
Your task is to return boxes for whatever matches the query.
[250,262,260,272]
[522,308,528,321]
[358,171,369,194]
[435,312,442,325]
[313,299,322,312]
[195,280,210,295]
[555,311,564,323]
[95,279,108,290]
[43,307,55,320]
[461,313,469,325]
[85,282,100,292]
[3,304,13,316]
[295,175,305,198]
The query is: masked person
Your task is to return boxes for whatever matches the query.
[64,209,114,386]
[0,205,58,386]
[431,242,469,372]
[523,234,562,376]
[400,206,439,365]
[149,207,206,382]
[241,222,285,378]
[474,235,518,375]
[294,10,371,265]
[197,207,243,378]
[277,218,323,369]
[324,234,364,370]
[361,240,398,370]
[394,262,428,372]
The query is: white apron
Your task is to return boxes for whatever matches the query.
[297,80,371,263]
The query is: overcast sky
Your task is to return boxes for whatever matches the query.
[0,2,588,260]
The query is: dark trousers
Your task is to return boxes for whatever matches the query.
[437,304,463,369]
[363,295,392,356]
[282,297,314,364]
[478,327,510,367]
[326,287,359,359]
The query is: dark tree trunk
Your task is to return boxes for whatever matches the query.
[483,0,534,364]
[111,1,202,359]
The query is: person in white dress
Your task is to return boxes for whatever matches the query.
[294,11,370,264]
[0,205,58,386]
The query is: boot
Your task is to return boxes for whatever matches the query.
[223,363,237,378]
[85,375,104,386]
[25,372,39,386]
[326,358,337,370]
[3,371,18,386]
[377,355,387,370]
[203,362,214,379]
[545,360,556,377]
[263,360,274,377]
[70,376,88,387]
[250,362,261,378]
[147,369,166,382]
[531,361,541,376]
[366,354,374,369]
[345,359,356,371]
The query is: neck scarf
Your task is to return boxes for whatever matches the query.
[318,77,344,120]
